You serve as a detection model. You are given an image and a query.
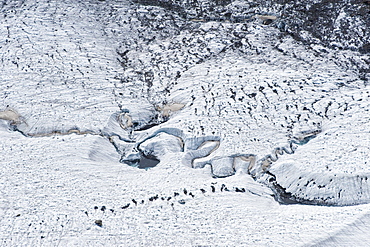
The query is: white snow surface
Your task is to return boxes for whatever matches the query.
[2,127,370,246]
[1,0,370,246]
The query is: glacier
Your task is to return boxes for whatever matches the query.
[1,0,370,246]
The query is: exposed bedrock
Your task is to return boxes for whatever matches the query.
[132,0,370,72]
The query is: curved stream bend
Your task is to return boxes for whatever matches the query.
[3,108,368,206]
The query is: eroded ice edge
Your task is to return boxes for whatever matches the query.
[1,0,370,246]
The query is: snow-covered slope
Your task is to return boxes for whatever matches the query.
[1,0,370,246]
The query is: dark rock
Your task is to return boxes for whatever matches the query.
[263,19,274,25]
[178,199,186,205]
[235,187,245,193]
[95,220,103,227]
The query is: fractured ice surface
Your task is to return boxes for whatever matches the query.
[1,0,370,245]
[1,0,369,205]
[264,95,370,205]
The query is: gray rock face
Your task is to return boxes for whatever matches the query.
[130,0,370,79]
[135,0,370,54]
[276,0,370,53]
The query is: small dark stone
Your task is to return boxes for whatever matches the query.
[263,19,274,25]
[149,197,154,202]
[121,203,130,209]
[101,206,106,212]
[141,200,144,204]
[183,188,188,195]
[161,197,165,200]
[235,187,244,192]
[110,209,114,213]
[153,195,159,200]
[211,185,216,193]
[84,211,88,216]
[95,220,103,227]
[248,93,257,98]
[178,199,186,205]
[200,189,206,193]
[167,197,172,201]
[132,199,137,205]
[94,206,98,210]
[174,192,179,197]
[41,236,45,239]
[189,192,194,198]
[15,214,21,217]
